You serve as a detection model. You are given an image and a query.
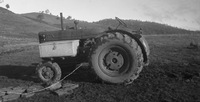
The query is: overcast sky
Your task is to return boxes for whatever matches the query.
[0,0,200,31]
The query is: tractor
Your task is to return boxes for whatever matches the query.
[36,13,150,85]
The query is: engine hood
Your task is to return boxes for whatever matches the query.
[39,28,106,43]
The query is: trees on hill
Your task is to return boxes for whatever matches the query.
[67,16,72,20]
[45,9,50,14]
[37,13,44,23]
[6,4,9,9]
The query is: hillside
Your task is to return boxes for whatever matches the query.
[95,19,197,34]
[22,13,103,29]
[1,7,197,39]
[0,7,59,38]
[21,12,61,25]
[23,12,198,35]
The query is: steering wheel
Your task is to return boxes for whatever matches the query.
[115,17,128,28]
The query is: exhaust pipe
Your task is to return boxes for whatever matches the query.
[60,13,64,31]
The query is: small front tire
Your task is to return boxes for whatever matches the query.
[36,61,61,85]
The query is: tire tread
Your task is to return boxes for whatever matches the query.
[90,32,144,84]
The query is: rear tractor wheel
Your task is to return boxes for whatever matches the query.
[90,32,144,84]
[36,61,61,85]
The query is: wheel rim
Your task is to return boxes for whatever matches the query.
[41,66,54,81]
[98,45,131,77]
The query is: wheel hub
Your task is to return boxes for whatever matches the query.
[104,51,124,71]
[42,67,54,80]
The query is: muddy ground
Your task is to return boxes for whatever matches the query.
[0,34,200,102]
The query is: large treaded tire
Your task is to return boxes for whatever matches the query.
[90,32,144,84]
[36,61,61,85]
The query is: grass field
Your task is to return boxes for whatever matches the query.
[0,34,199,102]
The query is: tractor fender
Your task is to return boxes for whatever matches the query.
[105,29,149,65]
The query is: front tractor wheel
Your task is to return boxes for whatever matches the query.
[36,61,61,85]
[90,32,144,84]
